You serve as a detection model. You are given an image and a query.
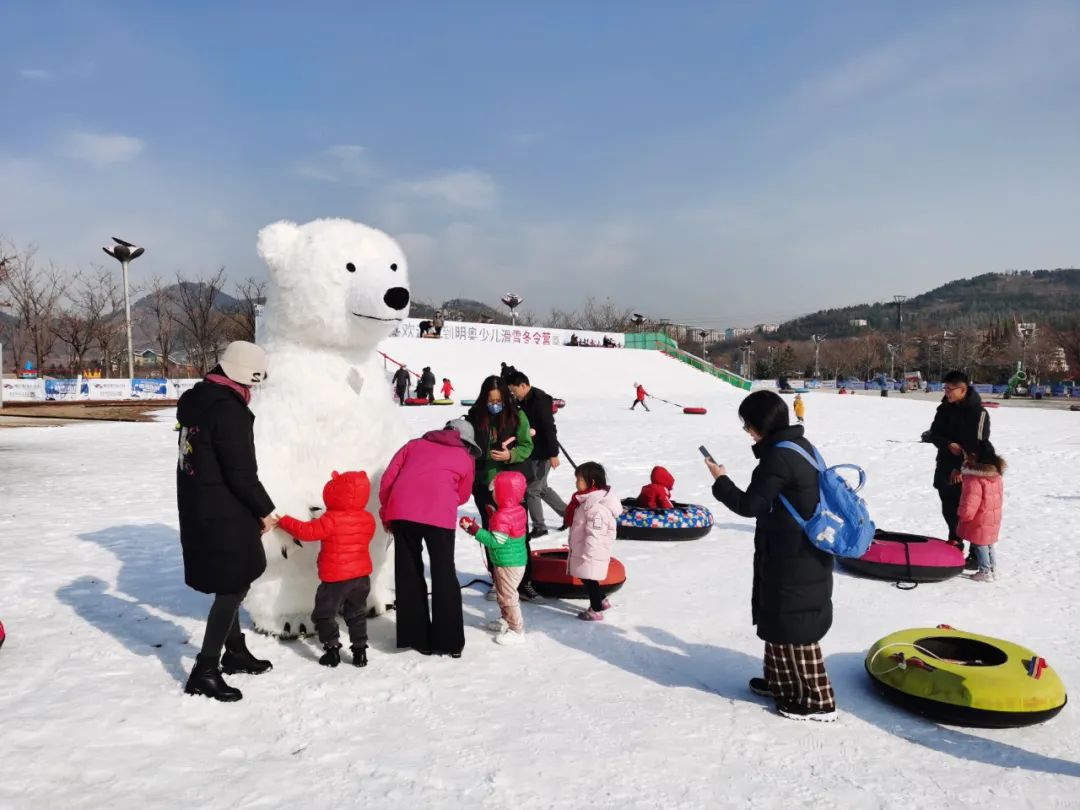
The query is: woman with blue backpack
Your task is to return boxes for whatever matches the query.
[705,390,838,723]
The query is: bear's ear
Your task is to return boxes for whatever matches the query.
[256,220,301,273]
[331,470,340,480]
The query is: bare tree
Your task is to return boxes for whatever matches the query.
[579,296,633,332]
[223,276,267,342]
[137,275,178,377]
[1051,318,1080,379]
[173,268,229,375]
[91,271,125,378]
[0,242,67,374]
[52,270,116,373]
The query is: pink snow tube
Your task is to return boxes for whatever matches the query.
[840,530,965,584]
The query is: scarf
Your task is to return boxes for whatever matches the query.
[563,485,602,527]
[206,373,251,405]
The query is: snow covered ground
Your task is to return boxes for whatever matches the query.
[2,338,1078,809]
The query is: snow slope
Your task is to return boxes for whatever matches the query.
[1,338,1078,809]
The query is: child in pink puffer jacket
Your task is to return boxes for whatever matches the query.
[564,461,622,621]
[957,440,1006,582]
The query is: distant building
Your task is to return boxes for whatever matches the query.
[849,319,868,328]
[724,327,753,341]
[756,323,780,334]
[1049,347,1069,373]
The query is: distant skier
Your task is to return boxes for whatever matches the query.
[631,382,650,411]
[392,365,411,405]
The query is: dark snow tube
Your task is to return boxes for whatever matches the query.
[616,499,714,541]
[529,547,625,599]
[840,530,964,583]
[683,407,707,415]
[461,399,477,406]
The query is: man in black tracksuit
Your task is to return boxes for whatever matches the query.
[922,371,990,554]
[392,365,411,405]
[419,367,436,403]
[506,371,568,538]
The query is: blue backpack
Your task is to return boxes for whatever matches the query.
[774,441,876,558]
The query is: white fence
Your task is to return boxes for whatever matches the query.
[1,377,202,403]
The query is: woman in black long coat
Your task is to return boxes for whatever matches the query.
[176,341,277,702]
[706,390,837,722]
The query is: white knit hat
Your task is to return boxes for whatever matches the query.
[220,341,268,385]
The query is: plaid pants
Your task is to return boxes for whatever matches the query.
[763,642,836,711]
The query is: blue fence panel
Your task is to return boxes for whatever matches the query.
[132,378,169,398]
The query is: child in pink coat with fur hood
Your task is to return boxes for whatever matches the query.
[563,461,623,621]
[957,439,1006,582]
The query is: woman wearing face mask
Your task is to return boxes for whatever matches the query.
[465,375,538,599]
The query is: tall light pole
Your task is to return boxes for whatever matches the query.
[740,338,754,377]
[631,313,646,333]
[103,237,145,380]
[893,295,907,390]
[886,343,898,383]
[698,330,709,360]
[811,334,825,379]
[500,293,523,327]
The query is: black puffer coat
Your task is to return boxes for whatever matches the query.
[712,426,834,645]
[516,386,558,460]
[176,379,274,595]
[924,388,991,489]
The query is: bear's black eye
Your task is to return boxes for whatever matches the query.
[346,262,356,273]
[390,263,398,271]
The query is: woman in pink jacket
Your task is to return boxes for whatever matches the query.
[956,440,1006,583]
[564,462,623,621]
[380,418,479,656]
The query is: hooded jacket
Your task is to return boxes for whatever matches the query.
[567,486,623,580]
[957,458,1006,546]
[712,425,834,645]
[925,388,991,488]
[278,471,376,582]
[471,472,528,567]
[380,429,476,530]
[176,378,274,595]
[515,385,559,460]
[637,466,675,509]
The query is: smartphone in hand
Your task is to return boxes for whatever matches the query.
[698,445,716,464]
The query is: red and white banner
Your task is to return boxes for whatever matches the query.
[391,318,624,348]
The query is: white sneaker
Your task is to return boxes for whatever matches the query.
[495,630,525,646]
[487,618,509,633]
[485,589,498,602]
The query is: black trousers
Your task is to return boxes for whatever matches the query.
[393,520,464,654]
[937,483,962,542]
[200,590,246,660]
[582,579,605,612]
[631,399,649,411]
[396,386,407,405]
[312,576,371,648]
[473,485,535,590]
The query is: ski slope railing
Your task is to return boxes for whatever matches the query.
[624,332,752,390]
[378,351,421,378]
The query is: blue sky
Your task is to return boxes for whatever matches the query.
[2,1,1078,326]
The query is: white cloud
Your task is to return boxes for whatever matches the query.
[395,170,498,210]
[294,144,376,183]
[19,68,53,81]
[59,132,144,167]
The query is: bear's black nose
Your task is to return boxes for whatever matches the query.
[384,287,411,310]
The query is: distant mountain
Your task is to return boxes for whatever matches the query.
[409,298,504,323]
[132,282,241,314]
[776,269,1080,340]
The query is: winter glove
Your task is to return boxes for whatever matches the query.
[459,517,480,536]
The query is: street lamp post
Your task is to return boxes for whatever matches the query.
[102,237,145,381]
[500,293,523,326]
[893,295,907,390]
[811,334,825,379]
[886,343,898,383]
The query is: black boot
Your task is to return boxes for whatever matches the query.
[319,643,341,667]
[351,646,368,667]
[221,632,273,675]
[185,654,242,702]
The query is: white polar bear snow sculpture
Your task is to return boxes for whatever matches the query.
[246,217,411,637]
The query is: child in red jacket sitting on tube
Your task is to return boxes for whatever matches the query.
[277,470,376,668]
[637,465,675,509]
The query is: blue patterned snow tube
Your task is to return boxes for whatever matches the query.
[616,499,714,541]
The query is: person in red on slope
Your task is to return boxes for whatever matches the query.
[277,470,376,669]
[441,378,454,400]
[637,465,675,509]
[631,382,650,411]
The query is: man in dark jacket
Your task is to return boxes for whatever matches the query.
[708,390,836,722]
[506,371,567,539]
[922,370,990,552]
[392,365,411,405]
[177,341,277,702]
[419,366,436,403]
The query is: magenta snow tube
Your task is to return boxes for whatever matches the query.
[840,530,965,583]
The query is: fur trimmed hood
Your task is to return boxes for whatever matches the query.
[961,457,1007,477]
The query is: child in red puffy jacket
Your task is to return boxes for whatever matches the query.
[637,465,675,509]
[441,378,454,400]
[957,440,1005,583]
[278,470,376,667]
